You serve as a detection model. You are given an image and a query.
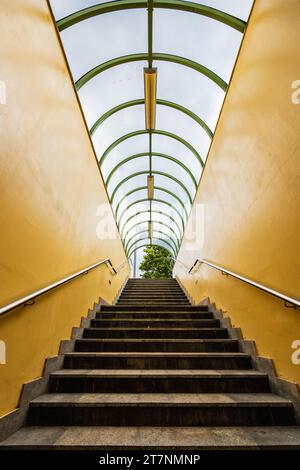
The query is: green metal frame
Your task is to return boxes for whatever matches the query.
[126,231,178,255]
[110,170,193,204]
[127,236,177,258]
[90,99,213,139]
[75,53,227,92]
[120,209,183,239]
[118,197,185,231]
[114,186,189,220]
[99,129,204,167]
[128,242,174,259]
[106,152,197,188]
[57,0,246,34]
[123,219,180,247]
[55,0,248,261]
[125,228,179,253]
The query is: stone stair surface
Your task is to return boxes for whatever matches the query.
[1,278,300,449]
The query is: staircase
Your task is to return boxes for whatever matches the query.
[1,278,300,449]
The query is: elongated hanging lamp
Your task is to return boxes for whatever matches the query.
[144,67,157,130]
[147,175,154,200]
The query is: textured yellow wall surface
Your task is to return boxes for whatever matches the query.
[174,0,300,386]
[0,0,129,417]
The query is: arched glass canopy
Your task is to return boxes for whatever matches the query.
[50,0,254,265]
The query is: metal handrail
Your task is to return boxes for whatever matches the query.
[0,258,127,317]
[184,258,300,309]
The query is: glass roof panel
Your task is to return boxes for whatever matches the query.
[93,106,145,159]
[151,157,197,197]
[58,10,147,81]
[101,133,148,178]
[119,200,150,225]
[124,221,148,242]
[49,0,252,266]
[155,106,211,165]
[123,212,182,241]
[78,61,147,127]
[186,0,253,21]
[109,173,148,203]
[50,0,110,19]
[154,61,225,131]
[114,188,148,216]
[154,173,193,207]
[151,133,202,176]
[154,10,242,83]
[107,155,149,192]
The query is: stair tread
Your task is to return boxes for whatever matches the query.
[76,338,236,343]
[93,318,212,322]
[87,327,224,331]
[51,369,267,377]
[65,352,249,357]
[30,393,291,406]
[2,426,300,449]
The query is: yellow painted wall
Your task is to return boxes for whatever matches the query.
[0,0,129,417]
[174,0,300,386]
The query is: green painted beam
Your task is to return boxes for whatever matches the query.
[120,209,183,239]
[110,170,193,204]
[123,218,180,247]
[57,0,246,34]
[99,129,204,167]
[75,53,227,92]
[90,100,144,135]
[90,99,213,139]
[125,228,179,253]
[127,236,177,258]
[114,185,189,220]
[117,197,185,232]
[106,153,197,189]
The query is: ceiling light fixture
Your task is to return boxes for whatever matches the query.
[144,67,157,130]
[147,175,154,200]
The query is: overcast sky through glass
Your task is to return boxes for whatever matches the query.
[50,0,254,276]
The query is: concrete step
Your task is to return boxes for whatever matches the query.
[119,293,187,297]
[90,319,220,329]
[2,425,300,449]
[97,311,214,319]
[84,327,227,339]
[49,369,270,394]
[74,338,239,353]
[100,305,209,312]
[27,393,295,426]
[123,286,184,292]
[117,302,191,306]
[118,297,188,301]
[64,352,252,370]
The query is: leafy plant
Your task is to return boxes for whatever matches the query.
[139,245,174,278]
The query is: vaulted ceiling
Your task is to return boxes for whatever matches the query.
[50,0,253,263]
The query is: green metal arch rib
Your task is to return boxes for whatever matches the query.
[110,170,193,205]
[128,242,174,260]
[120,209,183,239]
[106,153,197,189]
[75,53,227,92]
[100,129,204,167]
[114,185,189,220]
[123,219,180,247]
[90,99,213,139]
[125,229,179,253]
[118,197,185,232]
[127,236,177,258]
[57,0,246,34]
